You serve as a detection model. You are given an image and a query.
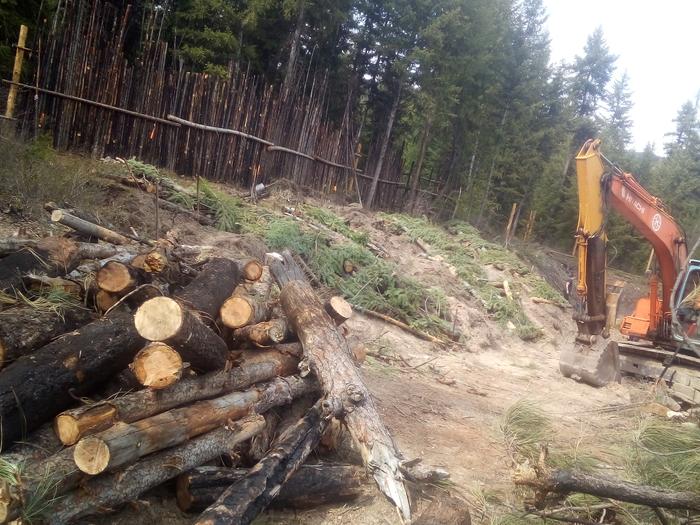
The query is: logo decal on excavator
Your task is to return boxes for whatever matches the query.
[652,213,662,232]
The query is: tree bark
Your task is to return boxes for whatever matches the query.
[47,417,266,525]
[129,342,183,389]
[96,261,149,295]
[173,257,241,320]
[50,209,130,245]
[516,468,700,511]
[53,345,302,445]
[365,82,402,209]
[272,263,410,521]
[134,296,229,371]
[0,308,145,449]
[73,375,315,474]
[282,0,306,99]
[194,400,329,525]
[233,318,290,346]
[409,112,435,212]
[178,464,366,513]
[0,305,94,368]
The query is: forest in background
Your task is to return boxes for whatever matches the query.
[1,0,698,273]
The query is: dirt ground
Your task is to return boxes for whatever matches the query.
[0,172,660,525]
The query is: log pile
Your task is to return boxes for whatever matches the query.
[0,213,438,523]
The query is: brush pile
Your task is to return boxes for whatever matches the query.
[0,208,429,524]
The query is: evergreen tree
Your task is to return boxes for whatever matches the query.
[602,72,633,155]
[570,27,617,118]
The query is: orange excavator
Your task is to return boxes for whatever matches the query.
[560,139,700,402]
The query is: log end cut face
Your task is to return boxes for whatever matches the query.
[220,296,253,329]
[55,403,118,446]
[96,261,134,293]
[131,342,183,389]
[74,436,110,475]
[134,296,185,341]
[243,259,264,281]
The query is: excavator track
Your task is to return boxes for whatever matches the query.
[617,341,700,405]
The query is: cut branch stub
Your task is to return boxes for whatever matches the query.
[130,342,183,389]
[134,296,229,371]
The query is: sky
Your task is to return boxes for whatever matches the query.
[541,0,700,153]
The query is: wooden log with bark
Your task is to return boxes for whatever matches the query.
[73,375,315,474]
[94,289,119,313]
[0,308,145,448]
[194,400,330,525]
[220,268,273,329]
[233,318,290,346]
[270,250,411,520]
[173,257,240,320]
[177,464,367,512]
[47,416,266,525]
[50,209,130,245]
[0,238,37,255]
[134,296,229,371]
[53,345,301,445]
[0,305,93,368]
[129,342,183,389]
[96,261,148,295]
[515,467,700,511]
[0,237,117,292]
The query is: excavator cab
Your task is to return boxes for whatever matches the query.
[675,262,700,344]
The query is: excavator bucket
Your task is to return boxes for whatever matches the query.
[559,337,621,387]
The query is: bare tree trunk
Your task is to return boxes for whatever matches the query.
[409,111,435,212]
[365,82,402,209]
[282,0,306,99]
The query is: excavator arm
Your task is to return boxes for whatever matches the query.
[561,139,688,386]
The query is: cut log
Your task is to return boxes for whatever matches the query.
[52,345,301,445]
[178,464,367,512]
[233,318,290,346]
[174,257,241,320]
[325,296,353,326]
[95,289,119,313]
[0,237,83,292]
[343,259,356,274]
[271,252,411,521]
[220,267,273,329]
[0,305,93,368]
[47,417,265,525]
[515,468,700,511]
[96,261,148,295]
[73,375,315,474]
[129,342,183,389]
[50,209,129,245]
[194,400,328,525]
[242,259,264,282]
[143,250,168,273]
[134,296,229,371]
[0,308,145,449]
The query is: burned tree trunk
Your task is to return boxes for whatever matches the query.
[194,400,329,525]
[233,318,290,346]
[53,346,301,445]
[0,305,94,368]
[174,257,240,320]
[73,376,315,474]
[0,237,83,291]
[134,296,229,371]
[178,464,367,512]
[271,251,411,520]
[0,308,145,449]
[48,417,266,525]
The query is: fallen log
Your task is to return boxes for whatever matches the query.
[50,209,129,245]
[25,274,82,295]
[0,305,93,368]
[515,468,700,511]
[233,318,290,346]
[134,296,229,371]
[0,308,145,448]
[194,400,329,525]
[129,342,183,389]
[271,251,411,520]
[73,375,315,474]
[178,464,366,513]
[174,257,240,321]
[325,296,353,326]
[47,416,266,525]
[96,261,148,295]
[0,238,37,255]
[352,303,446,345]
[0,237,87,291]
[53,345,301,445]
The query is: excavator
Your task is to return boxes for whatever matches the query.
[559,139,700,403]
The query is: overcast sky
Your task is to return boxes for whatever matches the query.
[542,0,700,153]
